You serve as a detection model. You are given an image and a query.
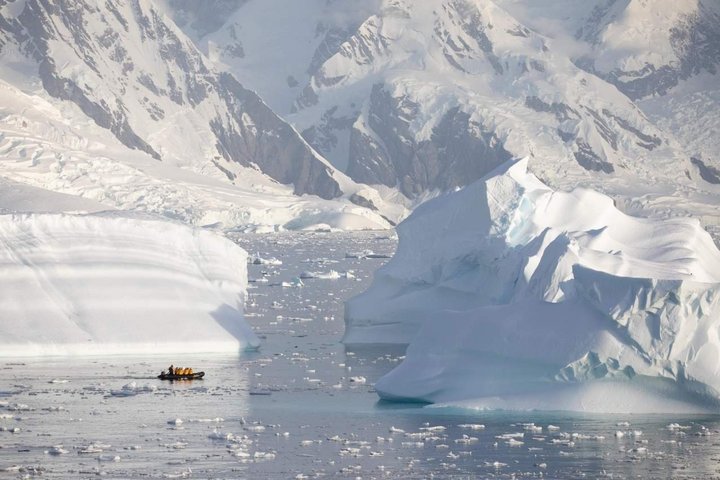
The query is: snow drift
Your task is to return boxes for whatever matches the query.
[345,158,720,412]
[0,213,259,356]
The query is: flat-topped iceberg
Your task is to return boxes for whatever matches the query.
[345,158,720,412]
[0,213,259,356]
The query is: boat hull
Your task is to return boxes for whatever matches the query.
[158,371,205,380]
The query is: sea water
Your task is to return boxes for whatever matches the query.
[1,232,719,479]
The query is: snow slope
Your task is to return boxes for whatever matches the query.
[173,0,720,234]
[0,73,396,231]
[345,158,720,412]
[495,0,720,198]
[0,212,260,356]
[0,0,402,230]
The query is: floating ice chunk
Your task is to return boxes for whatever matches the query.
[78,444,105,454]
[251,255,282,266]
[389,426,405,434]
[208,430,233,441]
[458,424,485,430]
[96,454,120,462]
[506,438,524,447]
[47,445,68,455]
[454,435,478,444]
[254,451,276,460]
[401,441,424,447]
[523,424,542,433]
[111,382,156,397]
[164,442,188,449]
[299,270,342,280]
[281,277,304,288]
[420,426,446,432]
[42,406,66,412]
[349,376,366,384]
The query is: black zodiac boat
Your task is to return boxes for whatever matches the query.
[158,371,205,380]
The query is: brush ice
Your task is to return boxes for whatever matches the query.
[0,212,259,356]
[346,158,720,412]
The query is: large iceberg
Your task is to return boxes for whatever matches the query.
[0,213,259,356]
[344,158,720,412]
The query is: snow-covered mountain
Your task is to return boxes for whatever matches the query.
[498,0,720,185]
[0,0,401,230]
[1,0,718,231]
[177,0,719,230]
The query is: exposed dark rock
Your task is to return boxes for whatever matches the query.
[574,139,614,173]
[524,96,578,122]
[348,84,512,197]
[214,73,342,199]
[349,193,378,211]
[691,157,720,184]
[576,1,720,99]
[602,109,662,150]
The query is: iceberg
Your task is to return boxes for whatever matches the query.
[345,158,720,412]
[0,213,259,356]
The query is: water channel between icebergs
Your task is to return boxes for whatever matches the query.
[2,232,720,479]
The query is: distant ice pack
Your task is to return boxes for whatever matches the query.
[345,158,720,413]
[0,212,259,356]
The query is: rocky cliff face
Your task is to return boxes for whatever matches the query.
[159,0,720,232]
[0,0,341,199]
[292,0,679,197]
[182,0,718,204]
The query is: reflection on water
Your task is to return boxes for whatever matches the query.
[2,232,720,479]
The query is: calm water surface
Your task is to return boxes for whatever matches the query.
[1,232,720,479]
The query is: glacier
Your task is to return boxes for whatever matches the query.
[0,0,404,232]
[0,212,259,356]
[345,158,720,412]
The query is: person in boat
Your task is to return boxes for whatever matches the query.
[168,365,174,376]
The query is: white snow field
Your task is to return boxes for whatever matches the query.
[0,212,259,356]
[0,78,397,232]
[345,158,720,412]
